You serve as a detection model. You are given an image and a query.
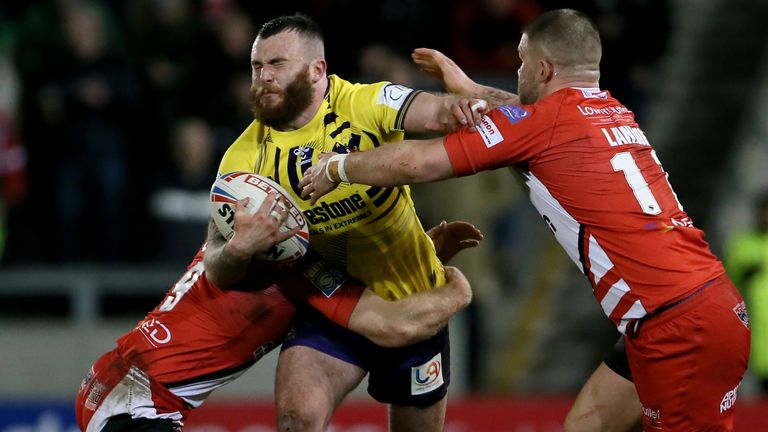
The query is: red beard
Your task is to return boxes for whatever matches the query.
[250,68,314,128]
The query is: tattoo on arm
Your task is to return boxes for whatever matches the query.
[203,220,251,289]
[478,85,519,107]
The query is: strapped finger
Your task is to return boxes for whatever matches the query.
[268,208,281,222]
[256,191,278,215]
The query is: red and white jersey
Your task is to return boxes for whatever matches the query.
[114,247,362,407]
[444,87,724,333]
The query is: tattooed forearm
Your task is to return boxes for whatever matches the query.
[476,85,519,108]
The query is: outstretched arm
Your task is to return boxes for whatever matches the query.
[298,136,451,204]
[412,48,519,108]
[347,266,472,347]
[305,219,482,347]
[404,92,487,133]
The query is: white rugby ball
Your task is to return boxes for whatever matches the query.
[210,172,309,262]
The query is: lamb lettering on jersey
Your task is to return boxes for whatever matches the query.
[302,193,367,224]
[601,126,650,147]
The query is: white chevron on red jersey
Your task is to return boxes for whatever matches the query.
[114,247,362,405]
[444,87,724,333]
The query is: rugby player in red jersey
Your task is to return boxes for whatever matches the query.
[75,193,481,432]
[301,9,750,432]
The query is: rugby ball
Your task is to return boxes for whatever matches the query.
[210,172,309,262]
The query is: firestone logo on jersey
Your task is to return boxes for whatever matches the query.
[411,353,444,395]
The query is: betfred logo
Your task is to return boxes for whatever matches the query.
[478,116,503,148]
[411,353,444,395]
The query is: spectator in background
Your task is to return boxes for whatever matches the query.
[0,32,26,262]
[590,0,670,123]
[44,2,139,261]
[357,44,428,89]
[448,0,542,75]
[11,1,70,261]
[121,0,205,147]
[198,5,255,124]
[149,118,218,265]
[727,192,768,393]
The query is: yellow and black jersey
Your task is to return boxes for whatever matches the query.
[219,74,445,299]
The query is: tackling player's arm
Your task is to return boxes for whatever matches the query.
[404,92,486,134]
[204,193,298,289]
[399,51,493,134]
[347,266,471,347]
[299,136,450,204]
[299,49,519,202]
[306,220,480,347]
[412,48,519,108]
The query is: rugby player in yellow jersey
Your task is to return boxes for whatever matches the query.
[204,13,487,432]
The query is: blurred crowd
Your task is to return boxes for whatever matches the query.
[0,0,670,265]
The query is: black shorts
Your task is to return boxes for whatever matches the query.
[103,414,177,432]
[282,309,450,407]
[603,337,633,382]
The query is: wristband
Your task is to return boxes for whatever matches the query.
[327,154,349,183]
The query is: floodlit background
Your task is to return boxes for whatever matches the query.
[1,0,767,430]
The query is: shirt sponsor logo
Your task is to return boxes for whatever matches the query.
[140,318,172,346]
[302,193,367,224]
[304,259,346,298]
[720,383,740,413]
[733,301,750,329]
[80,367,94,391]
[84,380,107,411]
[500,105,530,124]
[478,116,504,148]
[377,84,413,110]
[577,105,630,116]
[411,353,444,395]
[642,406,662,430]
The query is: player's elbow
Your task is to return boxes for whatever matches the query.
[444,266,473,311]
[204,266,238,291]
